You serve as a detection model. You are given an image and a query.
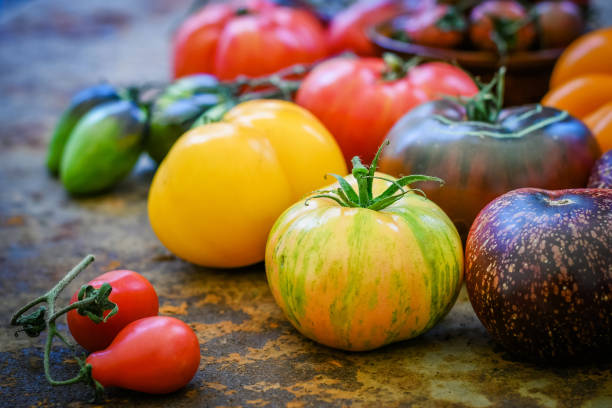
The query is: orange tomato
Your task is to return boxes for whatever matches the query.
[550,27,612,89]
[584,102,612,154]
[541,74,612,119]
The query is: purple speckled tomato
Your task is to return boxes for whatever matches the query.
[588,150,612,188]
[465,188,612,362]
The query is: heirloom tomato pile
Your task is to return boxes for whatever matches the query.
[18,0,612,402]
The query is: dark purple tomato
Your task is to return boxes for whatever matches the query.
[533,1,584,49]
[588,150,612,188]
[465,188,612,362]
[379,100,600,238]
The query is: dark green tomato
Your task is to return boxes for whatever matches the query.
[60,100,146,195]
[588,150,612,188]
[379,100,601,238]
[465,188,612,362]
[46,83,120,175]
[146,74,225,163]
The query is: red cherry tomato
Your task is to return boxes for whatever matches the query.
[397,4,466,48]
[469,0,536,53]
[172,0,327,80]
[295,56,478,165]
[67,270,158,352]
[87,316,200,394]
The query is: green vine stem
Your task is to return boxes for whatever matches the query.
[446,66,506,123]
[10,255,116,402]
[382,53,421,81]
[305,141,444,210]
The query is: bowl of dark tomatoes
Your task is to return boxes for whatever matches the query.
[369,0,587,105]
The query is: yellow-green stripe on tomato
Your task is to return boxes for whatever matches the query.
[265,148,463,351]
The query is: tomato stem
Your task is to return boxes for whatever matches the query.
[10,255,112,402]
[448,66,506,123]
[382,53,421,82]
[307,142,443,210]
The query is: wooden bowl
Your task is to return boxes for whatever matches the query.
[369,18,565,106]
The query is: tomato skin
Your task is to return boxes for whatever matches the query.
[550,27,612,88]
[327,0,412,56]
[379,100,601,238]
[584,102,612,154]
[465,188,612,362]
[469,0,535,52]
[588,150,612,188]
[398,5,466,48]
[295,57,478,165]
[542,74,612,119]
[266,174,463,351]
[67,270,159,352]
[532,1,583,49]
[86,316,200,394]
[148,100,347,268]
[172,0,327,80]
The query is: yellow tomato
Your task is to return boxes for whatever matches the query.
[148,100,347,268]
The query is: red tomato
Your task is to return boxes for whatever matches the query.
[172,0,327,80]
[67,270,158,352]
[87,316,200,394]
[295,56,478,164]
[328,0,415,56]
[397,4,466,48]
[469,0,536,53]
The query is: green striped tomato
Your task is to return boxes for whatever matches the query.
[265,173,464,351]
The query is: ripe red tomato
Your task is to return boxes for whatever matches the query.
[469,0,536,53]
[67,270,158,352]
[295,56,478,165]
[395,4,466,48]
[172,0,327,80]
[87,316,200,394]
[327,0,413,56]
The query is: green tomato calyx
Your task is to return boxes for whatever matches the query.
[306,141,444,211]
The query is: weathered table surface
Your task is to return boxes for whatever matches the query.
[1,1,611,407]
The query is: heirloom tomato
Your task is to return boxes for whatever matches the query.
[550,27,612,88]
[393,4,466,48]
[588,150,612,188]
[67,270,158,352]
[295,55,478,165]
[584,102,612,154]
[266,147,463,351]
[532,1,583,49]
[466,188,612,362]
[87,316,200,394]
[541,74,612,119]
[379,71,601,237]
[148,100,346,268]
[172,0,327,80]
[327,0,415,56]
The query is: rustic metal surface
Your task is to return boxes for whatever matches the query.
[1,1,612,407]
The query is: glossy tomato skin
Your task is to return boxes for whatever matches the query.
[87,316,200,394]
[532,1,583,49]
[588,150,612,188]
[173,0,327,80]
[67,270,158,352]
[465,188,612,362]
[328,0,414,56]
[584,102,612,154]
[148,100,347,268]
[542,74,612,119]
[379,100,601,238]
[398,5,466,48]
[266,174,463,351]
[469,0,535,52]
[296,57,478,165]
[550,27,612,88]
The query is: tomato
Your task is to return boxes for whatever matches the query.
[550,27,612,88]
[469,0,536,53]
[295,56,478,165]
[465,188,612,362]
[379,99,600,238]
[172,0,327,80]
[584,101,612,154]
[327,0,415,56]
[266,156,463,351]
[542,74,612,119]
[67,270,158,352]
[588,150,612,188]
[394,4,466,48]
[532,1,583,49]
[87,316,200,394]
[148,100,347,268]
